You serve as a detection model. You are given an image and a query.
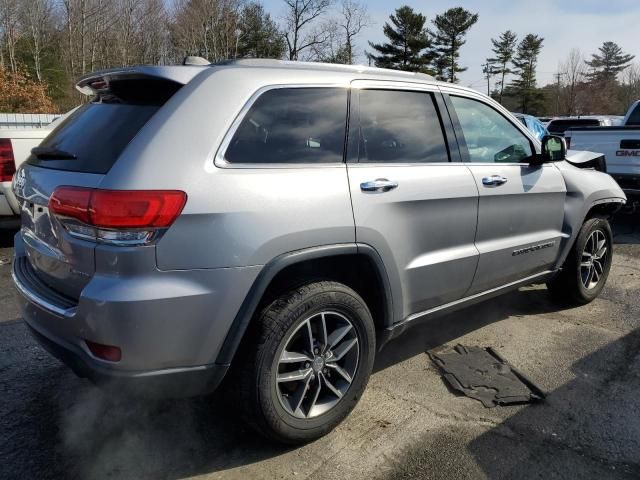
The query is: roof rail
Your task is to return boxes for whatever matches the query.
[210,58,435,81]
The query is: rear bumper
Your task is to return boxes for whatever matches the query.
[26,320,229,397]
[0,180,19,216]
[12,232,262,396]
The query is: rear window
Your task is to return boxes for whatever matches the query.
[547,119,600,134]
[627,104,640,126]
[27,78,180,174]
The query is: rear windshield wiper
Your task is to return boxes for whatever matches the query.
[31,146,77,160]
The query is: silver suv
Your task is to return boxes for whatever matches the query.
[12,60,626,444]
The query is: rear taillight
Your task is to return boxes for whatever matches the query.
[48,186,187,246]
[0,138,16,182]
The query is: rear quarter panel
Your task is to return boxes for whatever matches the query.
[101,68,357,270]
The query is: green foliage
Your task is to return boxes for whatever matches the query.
[430,7,478,83]
[489,30,517,102]
[509,34,544,113]
[367,6,434,73]
[237,2,285,59]
[585,41,635,82]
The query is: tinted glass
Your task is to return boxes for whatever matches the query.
[627,104,640,125]
[547,119,600,134]
[27,103,160,174]
[27,78,180,174]
[451,96,533,163]
[354,90,449,163]
[224,88,347,164]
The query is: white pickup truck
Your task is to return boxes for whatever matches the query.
[0,128,56,225]
[565,100,640,196]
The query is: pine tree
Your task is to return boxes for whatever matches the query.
[510,34,544,113]
[237,2,286,59]
[585,41,635,82]
[489,30,517,103]
[430,7,478,83]
[367,6,433,73]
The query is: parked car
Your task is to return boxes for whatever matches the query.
[0,113,72,225]
[512,113,549,140]
[564,101,640,196]
[547,116,619,137]
[12,60,626,444]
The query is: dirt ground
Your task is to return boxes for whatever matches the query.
[1,208,639,480]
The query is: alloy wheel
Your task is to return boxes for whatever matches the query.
[275,311,359,419]
[580,229,608,290]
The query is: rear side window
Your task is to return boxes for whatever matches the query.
[27,78,181,174]
[353,90,449,163]
[224,88,348,164]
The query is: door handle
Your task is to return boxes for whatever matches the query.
[360,179,398,193]
[482,175,508,187]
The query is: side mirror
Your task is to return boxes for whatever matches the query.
[540,135,567,162]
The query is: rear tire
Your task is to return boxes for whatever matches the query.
[235,281,375,444]
[547,217,612,306]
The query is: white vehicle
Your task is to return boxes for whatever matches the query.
[564,101,640,196]
[0,113,74,224]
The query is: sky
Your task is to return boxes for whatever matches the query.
[261,0,640,92]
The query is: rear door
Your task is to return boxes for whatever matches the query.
[13,76,182,300]
[346,82,479,321]
[443,91,566,294]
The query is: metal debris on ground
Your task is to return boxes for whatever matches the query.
[429,345,546,408]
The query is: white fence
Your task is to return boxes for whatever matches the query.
[0,113,61,129]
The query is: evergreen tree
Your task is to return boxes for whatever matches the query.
[367,6,433,73]
[430,7,478,83]
[510,34,544,113]
[489,30,517,103]
[585,41,635,82]
[237,2,285,59]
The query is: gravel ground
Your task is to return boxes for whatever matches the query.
[1,208,639,480]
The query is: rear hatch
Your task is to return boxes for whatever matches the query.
[14,69,196,301]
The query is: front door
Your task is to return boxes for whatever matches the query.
[346,85,479,321]
[444,92,566,294]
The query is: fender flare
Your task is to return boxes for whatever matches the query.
[214,243,395,365]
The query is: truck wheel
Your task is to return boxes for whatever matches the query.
[236,281,375,444]
[547,217,613,305]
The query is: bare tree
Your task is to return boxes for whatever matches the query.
[620,63,640,110]
[18,0,53,81]
[559,48,586,115]
[337,0,368,64]
[282,0,331,61]
[0,0,20,72]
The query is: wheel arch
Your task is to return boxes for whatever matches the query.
[215,243,395,365]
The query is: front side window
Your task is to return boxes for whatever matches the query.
[224,87,347,164]
[354,90,449,163]
[451,96,533,163]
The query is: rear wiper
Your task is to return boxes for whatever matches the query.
[31,146,77,160]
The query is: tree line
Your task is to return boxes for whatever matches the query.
[0,0,637,116]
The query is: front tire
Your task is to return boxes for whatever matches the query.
[236,281,375,444]
[547,217,613,305]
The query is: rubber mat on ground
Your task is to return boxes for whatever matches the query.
[429,345,546,408]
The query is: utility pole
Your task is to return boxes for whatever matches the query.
[482,61,495,96]
[554,72,564,116]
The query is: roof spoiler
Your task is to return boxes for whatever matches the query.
[75,65,209,96]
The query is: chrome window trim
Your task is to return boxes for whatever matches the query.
[214,83,350,169]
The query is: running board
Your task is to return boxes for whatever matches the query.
[379,270,556,348]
